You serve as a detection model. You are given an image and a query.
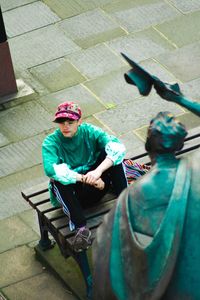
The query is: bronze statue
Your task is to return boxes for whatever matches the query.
[93,57,200,300]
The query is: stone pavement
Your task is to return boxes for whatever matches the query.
[0,0,200,299]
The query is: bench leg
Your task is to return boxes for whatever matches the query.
[75,251,92,299]
[37,212,54,251]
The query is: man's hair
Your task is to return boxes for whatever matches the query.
[145,111,188,154]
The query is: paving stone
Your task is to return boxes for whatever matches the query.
[58,8,126,48]
[19,70,50,96]
[156,42,200,82]
[18,209,40,235]
[95,91,183,135]
[0,185,29,220]
[3,2,60,38]
[0,162,47,192]
[140,59,178,82]
[134,125,149,141]
[1,0,36,12]
[102,0,158,13]
[39,84,106,118]
[0,101,53,142]
[43,0,118,19]
[0,165,47,220]
[119,131,145,158]
[29,58,86,92]
[0,217,39,253]
[85,60,176,107]
[84,116,114,135]
[85,66,140,107]
[168,0,200,13]
[9,25,80,71]
[0,133,10,147]
[0,246,42,287]
[2,272,77,300]
[155,11,200,47]
[107,1,180,33]
[67,44,126,80]
[177,112,200,130]
[106,28,175,64]
[0,133,46,178]
[181,78,200,101]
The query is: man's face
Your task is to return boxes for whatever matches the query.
[58,119,81,138]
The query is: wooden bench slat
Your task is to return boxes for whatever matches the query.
[51,216,69,230]
[49,199,116,232]
[84,198,115,219]
[36,202,57,214]
[44,208,64,221]
[59,214,106,238]
[21,181,49,199]
[177,137,200,156]
[27,191,50,208]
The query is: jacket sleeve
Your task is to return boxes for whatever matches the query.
[105,141,126,165]
[88,124,126,165]
[42,136,77,185]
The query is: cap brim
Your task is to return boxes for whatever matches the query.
[53,112,80,122]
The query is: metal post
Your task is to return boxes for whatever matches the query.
[0,5,17,97]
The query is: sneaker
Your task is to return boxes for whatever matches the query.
[73,226,92,252]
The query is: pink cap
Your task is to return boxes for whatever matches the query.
[54,101,82,122]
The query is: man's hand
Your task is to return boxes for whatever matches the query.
[84,169,102,185]
[94,178,105,190]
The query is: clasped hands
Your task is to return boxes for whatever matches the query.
[80,169,105,190]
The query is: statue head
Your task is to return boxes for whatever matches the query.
[145,111,188,154]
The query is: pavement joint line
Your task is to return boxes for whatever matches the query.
[92,115,116,135]
[0,130,52,148]
[26,70,51,94]
[152,26,178,49]
[65,58,89,81]
[99,7,129,35]
[0,163,43,181]
[151,58,185,86]
[1,1,38,13]
[8,21,62,40]
[92,114,117,135]
[27,56,66,70]
[0,271,45,289]
[164,0,185,15]
[103,41,129,63]
[133,130,147,142]
[80,82,107,108]
[17,213,39,231]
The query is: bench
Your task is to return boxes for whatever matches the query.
[21,126,200,299]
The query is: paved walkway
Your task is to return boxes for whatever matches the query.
[0,1,200,299]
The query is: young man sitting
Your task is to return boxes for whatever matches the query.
[42,101,128,252]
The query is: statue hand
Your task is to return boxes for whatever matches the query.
[154,78,183,103]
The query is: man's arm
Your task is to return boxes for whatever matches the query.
[84,157,113,185]
[154,80,200,117]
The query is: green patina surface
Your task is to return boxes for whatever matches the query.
[93,67,200,299]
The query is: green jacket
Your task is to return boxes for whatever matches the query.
[42,122,126,186]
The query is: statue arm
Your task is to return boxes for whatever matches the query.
[154,80,200,117]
